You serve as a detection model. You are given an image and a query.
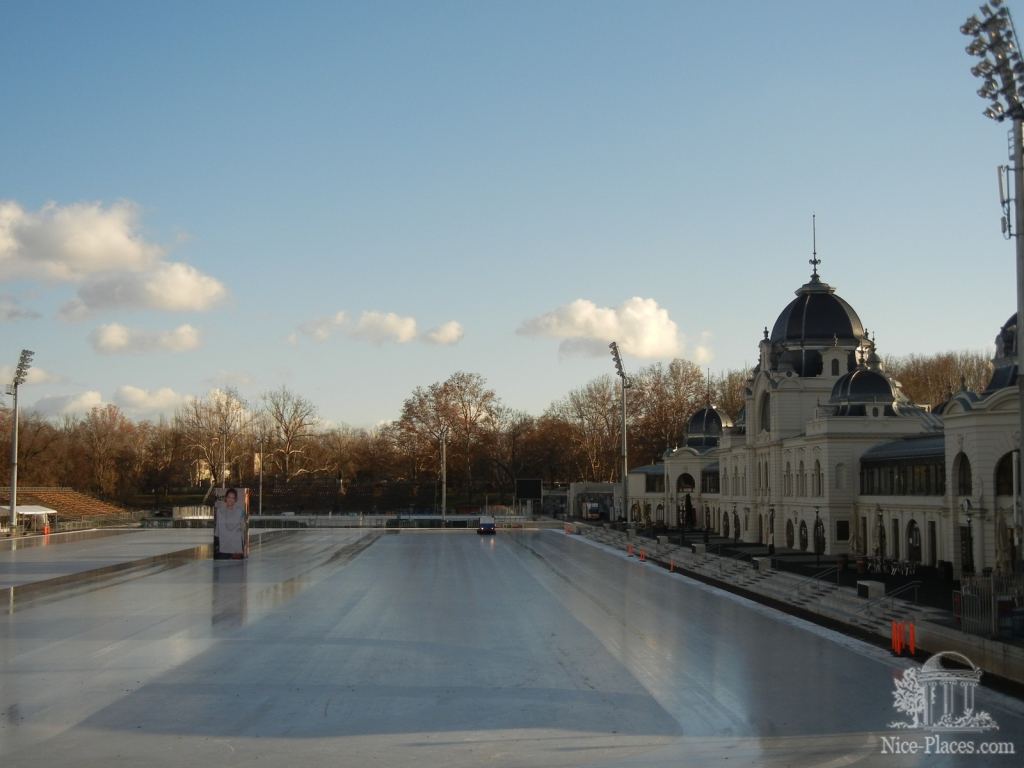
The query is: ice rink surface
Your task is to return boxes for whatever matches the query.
[1,529,1022,767]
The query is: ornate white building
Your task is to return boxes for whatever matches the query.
[625,263,1021,578]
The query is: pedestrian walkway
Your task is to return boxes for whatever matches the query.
[568,522,1024,688]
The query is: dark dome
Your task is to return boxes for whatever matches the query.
[829,367,897,415]
[685,406,732,449]
[999,313,1017,358]
[770,275,865,345]
[983,312,1018,394]
[830,368,895,403]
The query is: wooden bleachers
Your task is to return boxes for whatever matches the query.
[0,487,136,526]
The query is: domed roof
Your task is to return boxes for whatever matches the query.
[983,312,1018,394]
[830,367,895,403]
[1000,312,1017,358]
[770,274,865,346]
[685,405,732,449]
[828,367,898,416]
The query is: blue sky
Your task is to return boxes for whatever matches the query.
[0,0,1017,426]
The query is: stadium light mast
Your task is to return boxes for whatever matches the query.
[609,342,631,525]
[7,349,33,536]
[962,0,1024,565]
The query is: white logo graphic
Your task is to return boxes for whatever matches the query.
[889,652,998,732]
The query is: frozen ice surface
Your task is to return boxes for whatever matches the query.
[1,529,1021,767]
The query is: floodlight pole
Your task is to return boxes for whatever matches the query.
[609,342,630,525]
[962,0,1024,569]
[8,381,19,535]
[7,349,33,537]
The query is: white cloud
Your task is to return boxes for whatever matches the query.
[422,320,464,345]
[351,311,418,344]
[114,385,188,415]
[91,322,202,354]
[518,297,683,358]
[693,331,714,364]
[292,311,347,343]
[74,261,226,312]
[0,295,41,321]
[0,364,62,385]
[0,199,226,316]
[31,390,105,417]
[0,200,161,281]
[291,310,463,346]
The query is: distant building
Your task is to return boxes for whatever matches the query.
[626,263,1019,577]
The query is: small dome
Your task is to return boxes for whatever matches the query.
[830,367,895,403]
[829,367,898,416]
[685,405,733,449]
[983,312,1018,395]
[999,313,1017,358]
[770,274,865,346]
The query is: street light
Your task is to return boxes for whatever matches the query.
[609,342,631,525]
[439,425,449,526]
[962,0,1024,569]
[7,349,33,536]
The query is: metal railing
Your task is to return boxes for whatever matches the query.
[856,580,922,619]
[791,566,839,598]
[956,574,1024,638]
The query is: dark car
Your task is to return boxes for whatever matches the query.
[477,516,496,535]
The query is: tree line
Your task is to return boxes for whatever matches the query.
[0,350,992,510]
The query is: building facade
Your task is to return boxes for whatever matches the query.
[625,266,1020,578]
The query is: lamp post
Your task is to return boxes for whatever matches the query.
[7,349,33,536]
[609,342,631,525]
[439,426,449,526]
[962,0,1024,569]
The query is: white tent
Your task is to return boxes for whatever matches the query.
[0,504,58,532]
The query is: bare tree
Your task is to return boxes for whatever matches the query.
[175,388,250,489]
[262,386,323,482]
[883,351,992,408]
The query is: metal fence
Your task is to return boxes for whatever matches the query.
[955,574,1024,639]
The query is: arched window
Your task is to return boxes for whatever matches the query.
[785,462,792,496]
[814,460,822,497]
[786,519,795,548]
[677,473,695,492]
[764,461,770,494]
[831,358,840,376]
[954,452,973,497]
[995,452,1016,496]
[798,461,805,497]
[813,515,826,555]
[733,512,740,541]
[906,520,922,563]
[799,521,809,551]
[759,392,771,433]
[723,514,730,537]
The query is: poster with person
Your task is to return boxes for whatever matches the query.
[213,487,249,559]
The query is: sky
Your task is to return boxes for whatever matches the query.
[0,0,1019,428]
